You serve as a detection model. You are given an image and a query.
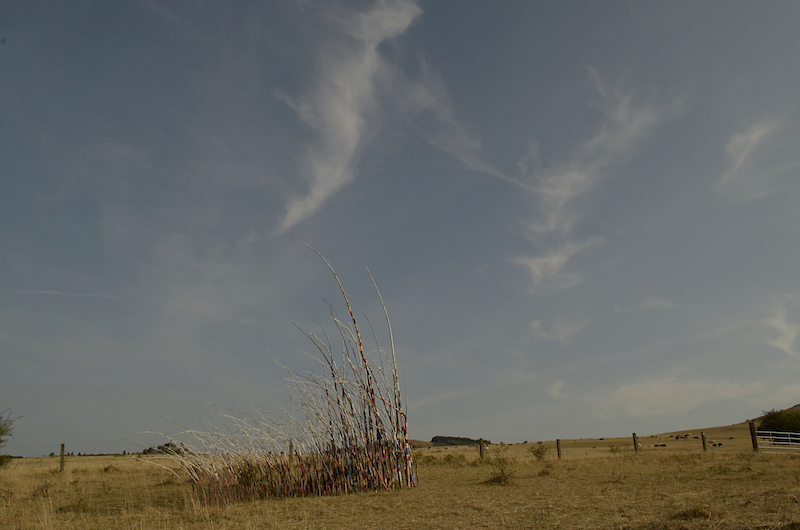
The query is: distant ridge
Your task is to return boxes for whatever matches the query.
[744,403,800,423]
[407,436,487,448]
[408,405,800,449]
[656,404,800,440]
[431,436,487,446]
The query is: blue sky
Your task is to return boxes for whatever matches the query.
[3,1,800,456]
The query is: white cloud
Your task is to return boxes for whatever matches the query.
[528,72,680,238]
[547,379,565,400]
[727,120,779,173]
[529,316,589,344]
[589,376,765,419]
[765,298,799,358]
[514,72,681,290]
[278,0,422,232]
[393,59,534,190]
[716,118,800,202]
[513,238,602,292]
[527,170,593,237]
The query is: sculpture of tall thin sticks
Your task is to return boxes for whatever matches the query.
[147,242,416,503]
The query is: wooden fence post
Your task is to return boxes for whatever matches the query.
[749,421,759,452]
[632,433,639,453]
[60,444,65,472]
[556,439,562,459]
[479,438,485,460]
[701,432,707,452]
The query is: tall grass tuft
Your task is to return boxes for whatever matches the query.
[146,241,416,503]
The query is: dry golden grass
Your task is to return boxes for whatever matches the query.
[3,427,800,530]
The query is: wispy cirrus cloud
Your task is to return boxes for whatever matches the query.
[393,61,534,190]
[588,376,764,419]
[277,0,422,232]
[526,71,679,240]
[765,297,799,358]
[716,118,800,202]
[514,72,681,291]
[512,239,601,291]
[529,315,589,344]
[279,0,547,232]
[0,289,121,300]
[547,379,566,400]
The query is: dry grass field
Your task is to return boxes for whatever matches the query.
[3,422,800,529]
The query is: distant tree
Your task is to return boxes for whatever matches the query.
[431,436,489,446]
[0,409,19,466]
[0,409,18,450]
[758,408,800,432]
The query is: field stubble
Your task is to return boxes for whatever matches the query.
[3,431,800,529]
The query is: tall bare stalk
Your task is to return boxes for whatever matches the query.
[146,243,416,503]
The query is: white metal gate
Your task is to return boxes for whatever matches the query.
[756,430,800,453]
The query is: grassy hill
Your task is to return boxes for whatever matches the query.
[411,405,800,452]
[411,404,800,450]
[3,406,800,529]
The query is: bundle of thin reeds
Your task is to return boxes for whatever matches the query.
[148,243,416,503]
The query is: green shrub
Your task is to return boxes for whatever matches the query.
[481,456,515,485]
[759,408,800,432]
[0,409,18,452]
[431,436,488,446]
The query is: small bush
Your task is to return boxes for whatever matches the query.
[443,453,468,466]
[481,457,515,485]
[419,455,437,465]
[529,444,549,462]
[759,408,800,432]
[417,453,471,467]
[31,481,51,498]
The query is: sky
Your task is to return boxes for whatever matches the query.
[2,1,800,457]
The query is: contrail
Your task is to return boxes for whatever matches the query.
[0,289,122,300]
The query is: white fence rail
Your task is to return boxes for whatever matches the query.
[756,430,800,453]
